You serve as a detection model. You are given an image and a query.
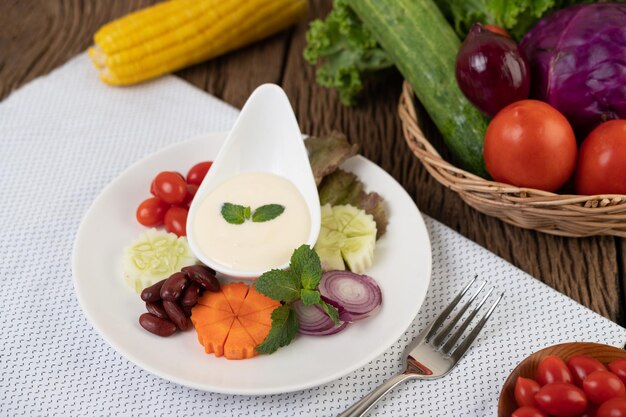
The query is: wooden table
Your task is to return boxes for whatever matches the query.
[2,1,624,324]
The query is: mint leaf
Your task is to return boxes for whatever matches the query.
[319,300,341,326]
[255,269,301,302]
[244,206,252,220]
[301,289,321,306]
[290,245,322,290]
[221,202,250,225]
[256,305,298,354]
[252,204,285,222]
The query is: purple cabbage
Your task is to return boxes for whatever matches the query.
[520,3,626,136]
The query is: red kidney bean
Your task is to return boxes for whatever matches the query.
[139,313,177,337]
[145,301,168,320]
[180,283,200,307]
[163,300,189,330]
[182,265,220,292]
[182,305,193,317]
[140,279,166,303]
[160,272,188,301]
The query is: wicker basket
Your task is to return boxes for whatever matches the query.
[398,81,626,238]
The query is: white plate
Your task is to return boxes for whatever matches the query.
[72,132,432,395]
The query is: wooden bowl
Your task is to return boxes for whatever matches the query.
[498,342,626,416]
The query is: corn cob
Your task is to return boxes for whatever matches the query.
[90,0,308,86]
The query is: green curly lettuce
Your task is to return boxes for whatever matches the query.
[434,0,600,40]
[303,0,391,105]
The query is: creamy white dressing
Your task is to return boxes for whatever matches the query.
[192,172,311,272]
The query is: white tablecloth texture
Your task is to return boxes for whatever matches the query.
[1,54,625,417]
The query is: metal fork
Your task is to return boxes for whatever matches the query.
[338,277,504,417]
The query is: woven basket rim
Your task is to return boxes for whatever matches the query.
[398,80,626,238]
[399,81,626,202]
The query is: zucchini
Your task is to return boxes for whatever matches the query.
[348,0,489,177]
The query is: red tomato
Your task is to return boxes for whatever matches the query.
[150,179,158,196]
[186,161,213,186]
[164,206,188,237]
[535,383,588,417]
[537,356,574,386]
[597,398,626,417]
[136,197,169,227]
[581,403,599,417]
[484,23,511,37]
[152,172,184,196]
[575,120,626,195]
[182,184,198,206]
[568,356,607,386]
[512,406,548,417]
[516,377,541,407]
[609,359,626,385]
[583,371,626,405]
[154,171,187,205]
[484,100,577,192]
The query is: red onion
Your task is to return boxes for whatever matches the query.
[292,300,348,336]
[456,23,530,117]
[320,295,354,323]
[318,271,382,321]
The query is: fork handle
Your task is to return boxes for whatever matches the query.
[337,372,414,417]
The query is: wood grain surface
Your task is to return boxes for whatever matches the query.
[1,0,624,324]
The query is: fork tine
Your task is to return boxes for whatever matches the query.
[431,282,486,347]
[424,276,478,341]
[440,287,494,354]
[450,292,504,361]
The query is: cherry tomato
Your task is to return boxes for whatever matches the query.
[153,171,187,205]
[537,356,574,386]
[150,179,158,196]
[598,398,626,417]
[516,376,541,407]
[535,383,588,417]
[575,120,626,195]
[136,197,169,227]
[568,355,607,386]
[182,184,198,206]
[609,359,626,385]
[186,161,213,186]
[512,406,548,417]
[484,100,577,192]
[164,206,188,237]
[484,24,511,37]
[581,403,599,417]
[583,371,626,405]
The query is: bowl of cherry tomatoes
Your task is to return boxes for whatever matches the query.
[499,342,626,417]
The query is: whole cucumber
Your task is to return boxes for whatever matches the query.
[348,0,488,177]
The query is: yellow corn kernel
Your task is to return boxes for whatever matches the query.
[92,0,308,86]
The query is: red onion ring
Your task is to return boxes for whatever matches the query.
[318,271,382,321]
[292,300,349,336]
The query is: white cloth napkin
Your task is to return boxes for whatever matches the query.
[1,54,625,417]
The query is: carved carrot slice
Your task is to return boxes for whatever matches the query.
[190,305,233,328]
[192,282,280,360]
[237,316,271,345]
[239,306,275,327]
[196,316,234,357]
[224,319,258,360]
[196,290,232,313]
[238,286,280,316]
[221,282,249,315]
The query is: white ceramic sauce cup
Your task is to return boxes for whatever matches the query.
[186,84,321,279]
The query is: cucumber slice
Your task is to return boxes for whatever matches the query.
[123,229,197,293]
[314,204,377,273]
[342,235,375,273]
